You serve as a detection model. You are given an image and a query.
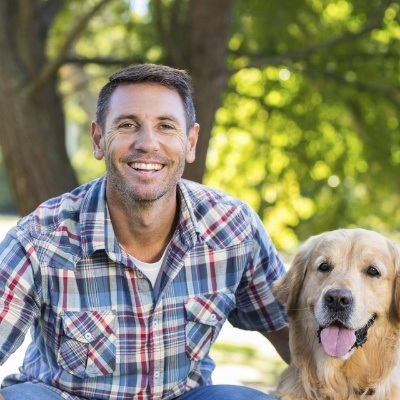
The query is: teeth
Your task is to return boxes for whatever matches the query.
[130,163,162,171]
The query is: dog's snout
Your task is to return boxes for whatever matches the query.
[324,288,353,312]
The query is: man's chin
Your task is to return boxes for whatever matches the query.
[106,167,181,205]
[112,182,175,205]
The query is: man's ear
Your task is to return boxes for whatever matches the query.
[91,121,105,160]
[185,123,199,164]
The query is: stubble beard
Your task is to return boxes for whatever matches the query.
[105,156,185,210]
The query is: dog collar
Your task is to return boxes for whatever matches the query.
[355,388,375,396]
[352,314,377,349]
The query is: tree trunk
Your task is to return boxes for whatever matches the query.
[169,0,232,183]
[0,1,78,216]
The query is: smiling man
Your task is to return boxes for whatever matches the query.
[0,64,289,400]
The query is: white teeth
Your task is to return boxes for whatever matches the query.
[130,163,162,171]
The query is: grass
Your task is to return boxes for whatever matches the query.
[0,214,18,223]
[210,341,286,390]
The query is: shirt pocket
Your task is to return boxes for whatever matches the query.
[58,310,117,379]
[184,292,235,362]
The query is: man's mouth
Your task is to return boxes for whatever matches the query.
[129,162,163,172]
[317,314,377,357]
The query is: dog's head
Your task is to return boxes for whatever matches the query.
[274,228,400,359]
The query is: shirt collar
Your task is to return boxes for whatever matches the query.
[174,180,201,248]
[80,177,202,258]
[80,175,116,258]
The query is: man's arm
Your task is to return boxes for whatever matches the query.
[0,228,40,365]
[260,326,290,364]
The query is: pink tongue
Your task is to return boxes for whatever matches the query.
[320,326,356,357]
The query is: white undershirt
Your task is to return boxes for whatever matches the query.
[130,246,169,292]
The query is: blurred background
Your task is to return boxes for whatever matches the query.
[0,0,399,391]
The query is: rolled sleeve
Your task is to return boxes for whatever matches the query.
[228,210,288,332]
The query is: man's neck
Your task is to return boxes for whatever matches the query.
[106,190,179,263]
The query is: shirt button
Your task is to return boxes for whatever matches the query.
[154,371,160,379]
[137,271,143,278]
[85,332,93,341]
[153,321,158,328]
[210,313,217,321]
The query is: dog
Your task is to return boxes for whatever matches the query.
[273,228,400,400]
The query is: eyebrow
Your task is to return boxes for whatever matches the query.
[158,115,180,125]
[111,114,138,125]
[111,114,181,125]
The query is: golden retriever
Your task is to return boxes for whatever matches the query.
[273,228,400,400]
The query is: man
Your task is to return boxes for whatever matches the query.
[0,64,289,400]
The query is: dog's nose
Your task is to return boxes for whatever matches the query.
[324,288,353,312]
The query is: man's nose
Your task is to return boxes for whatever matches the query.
[134,124,160,152]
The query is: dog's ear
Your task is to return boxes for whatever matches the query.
[390,243,400,323]
[273,236,318,317]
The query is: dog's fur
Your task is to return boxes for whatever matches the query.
[274,228,400,400]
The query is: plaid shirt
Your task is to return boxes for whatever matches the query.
[0,176,287,400]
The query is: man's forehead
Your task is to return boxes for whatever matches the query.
[107,83,185,118]
[107,83,186,124]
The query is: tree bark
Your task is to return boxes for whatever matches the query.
[0,1,78,215]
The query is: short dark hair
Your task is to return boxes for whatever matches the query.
[96,63,196,133]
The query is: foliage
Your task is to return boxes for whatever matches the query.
[204,0,400,251]
[210,341,286,390]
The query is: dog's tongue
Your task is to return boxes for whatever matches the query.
[320,326,356,357]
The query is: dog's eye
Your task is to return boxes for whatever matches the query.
[366,265,381,278]
[318,262,331,272]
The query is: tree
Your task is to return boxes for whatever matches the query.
[205,0,400,250]
[0,1,78,215]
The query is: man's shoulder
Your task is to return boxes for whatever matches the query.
[180,179,248,209]
[19,177,105,235]
[179,180,258,247]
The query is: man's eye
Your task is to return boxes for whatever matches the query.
[119,122,135,129]
[159,124,174,130]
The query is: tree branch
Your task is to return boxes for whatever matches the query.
[237,0,393,69]
[302,67,400,105]
[25,0,112,98]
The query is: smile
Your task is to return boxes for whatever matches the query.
[129,162,163,171]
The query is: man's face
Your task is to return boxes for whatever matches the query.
[92,83,198,204]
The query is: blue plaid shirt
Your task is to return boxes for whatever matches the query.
[0,176,287,400]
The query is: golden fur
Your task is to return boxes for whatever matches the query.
[274,228,400,400]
